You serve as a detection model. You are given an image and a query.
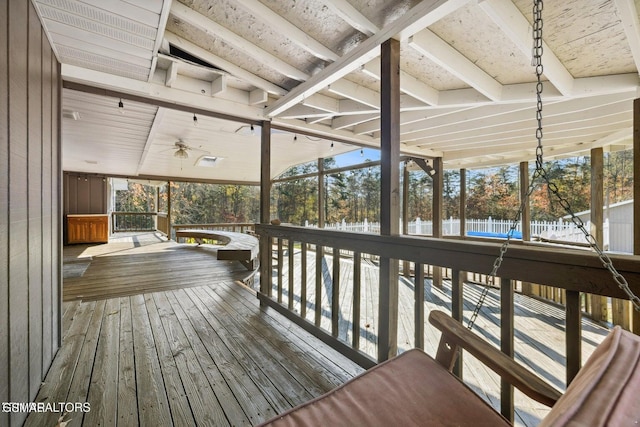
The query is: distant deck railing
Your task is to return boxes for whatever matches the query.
[255,224,640,422]
[111,211,157,232]
[171,222,255,241]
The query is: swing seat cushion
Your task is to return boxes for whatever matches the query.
[258,348,510,427]
[540,325,640,426]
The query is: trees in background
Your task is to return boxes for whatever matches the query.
[115,150,633,226]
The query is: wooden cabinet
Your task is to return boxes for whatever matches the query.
[67,214,109,244]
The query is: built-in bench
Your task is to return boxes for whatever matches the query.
[175,229,258,270]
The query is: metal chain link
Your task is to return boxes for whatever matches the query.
[467,0,639,330]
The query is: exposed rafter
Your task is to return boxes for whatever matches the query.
[613,0,640,75]
[409,29,503,101]
[233,0,340,62]
[170,2,309,81]
[478,0,574,95]
[322,0,378,36]
[264,0,470,117]
[163,32,287,96]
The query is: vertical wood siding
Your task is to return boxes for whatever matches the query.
[1,1,62,425]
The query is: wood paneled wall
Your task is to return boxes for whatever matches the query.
[1,1,62,425]
[63,172,108,215]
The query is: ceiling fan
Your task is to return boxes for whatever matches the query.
[170,139,208,159]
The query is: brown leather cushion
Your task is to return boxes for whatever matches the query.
[258,348,511,427]
[541,326,640,426]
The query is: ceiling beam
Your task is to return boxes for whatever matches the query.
[323,0,378,36]
[613,0,640,75]
[264,0,470,117]
[361,58,439,105]
[137,107,165,175]
[234,0,339,62]
[170,2,309,81]
[332,113,378,130]
[149,0,173,81]
[62,64,264,122]
[478,0,574,95]
[409,29,503,101]
[163,32,287,96]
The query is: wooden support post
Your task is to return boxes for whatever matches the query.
[633,98,640,334]
[318,158,325,229]
[451,269,464,378]
[259,121,272,298]
[459,168,466,238]
[378,38,401,362]
[566,290,582,385]
[500,278,514,422]
[432,157,444,289]
[590,147,607,322]
[166,181,172,240]
[519,162,532,296]
[402,163,411,277]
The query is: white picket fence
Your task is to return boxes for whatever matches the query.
[304,217,610,248]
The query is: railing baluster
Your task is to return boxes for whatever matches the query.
[353,252,361,350]
[451,269,464,378]
[414,262,424,350]
[277,238,284,304]
[500,277,514,423]
[315,245,322,327]
[301,243,307,319]
[566,290,581,385]
[332,247,340,338]
[288,239,295,310]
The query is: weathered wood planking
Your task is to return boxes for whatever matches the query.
[28,275,366,426]
[117,297,139,426]
[130,294,172,426]
[0,2,9,423]
[9,2,31,424]
[63,239,252,301]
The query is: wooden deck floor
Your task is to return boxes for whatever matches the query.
[63,232,255,301]
[27,282,363,426]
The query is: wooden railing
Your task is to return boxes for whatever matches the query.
[255,224,640,421]
[156,212,169,235]
[111,212,157,232]
[172,222,255,241]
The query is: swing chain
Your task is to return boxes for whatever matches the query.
[468,0,639,330]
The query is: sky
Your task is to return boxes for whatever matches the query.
[333,147,381,167]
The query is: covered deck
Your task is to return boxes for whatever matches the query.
[27,232,612,426]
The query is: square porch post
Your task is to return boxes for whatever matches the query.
[378,38,400,362]
[259,121,272,298]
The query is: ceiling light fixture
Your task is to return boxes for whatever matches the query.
[293,135,297,142]
[360,148,364,157]
[250,125,255,135]
[193,113,198,127]
[118,98,125,114]
[330,142,334,152]
[174,148,189,159]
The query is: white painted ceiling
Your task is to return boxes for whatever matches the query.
[35,0,640,182]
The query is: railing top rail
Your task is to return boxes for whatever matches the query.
[173,222,255,228]
[256,224,640,300]
[112,211,158,215]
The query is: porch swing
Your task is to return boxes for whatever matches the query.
[258,2,640,426]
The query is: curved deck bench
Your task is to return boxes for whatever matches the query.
[175,229,258,270]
